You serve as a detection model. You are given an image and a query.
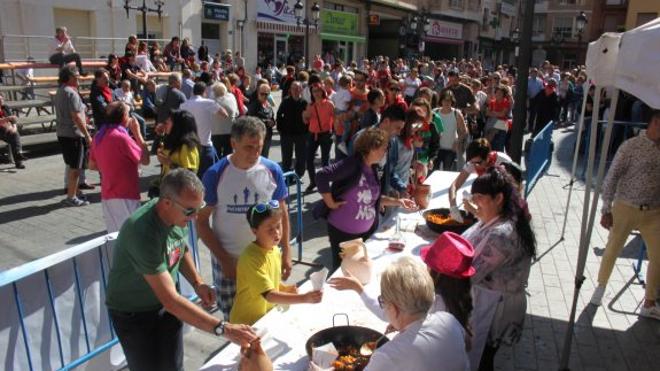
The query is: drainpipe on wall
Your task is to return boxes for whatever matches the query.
[240,0,247,56]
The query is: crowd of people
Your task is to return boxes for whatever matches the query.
[3,25,658,371]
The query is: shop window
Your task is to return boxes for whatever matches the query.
[533,15,546,37]
[482,8,489,31]
[450,0,464,10]
[468,0,481,11]
[552,16,573,39]
[202,23,220,39]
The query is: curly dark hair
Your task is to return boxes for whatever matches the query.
[471,166,536,258]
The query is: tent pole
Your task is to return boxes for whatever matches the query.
[559,86,602,371]
[584,91,619,256]
[560,80,592,240]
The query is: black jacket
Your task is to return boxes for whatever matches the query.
[276,96,308,135]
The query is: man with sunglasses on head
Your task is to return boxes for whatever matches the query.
[197,116,291,320]
[106,169,257,371]
[447,138,513,222]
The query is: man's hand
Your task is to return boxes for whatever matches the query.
[281,252,292,280]
[600,213,613,229]
[194,283,216,309]
[224,323,258,347]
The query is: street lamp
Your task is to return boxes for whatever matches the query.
[399,12,431,57]
[512,27,520,59]
[294,0,320,68]
[123,0,165,40]
[575,11,588,39]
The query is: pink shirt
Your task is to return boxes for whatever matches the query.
[90,126,142,200]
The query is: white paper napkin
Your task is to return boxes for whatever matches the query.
[311,342,338,369]
[310,268,329,291]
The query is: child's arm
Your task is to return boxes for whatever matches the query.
[263,288,322,305]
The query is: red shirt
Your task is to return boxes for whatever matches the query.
[232,85,247,115]
[488,97,511,120]
[307,99,335,134]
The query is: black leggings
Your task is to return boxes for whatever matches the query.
[49,52,84,73]
[478,343,500,371]
[327,222,377,271]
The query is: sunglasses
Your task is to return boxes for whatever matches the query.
[377,295,386,309]
[249,200,280,225]
[170,198,206,217]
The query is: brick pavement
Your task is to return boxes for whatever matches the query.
[1,108,658,370]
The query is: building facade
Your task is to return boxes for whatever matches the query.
[624,0,659,30]
[530,0,593,68]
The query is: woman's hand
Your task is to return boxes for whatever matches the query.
[156,149,172,166]
[462,199,478,216]
[328,274,364,294]
[398,198,417,210]
[322,193,346,210]
[224,323,258,347]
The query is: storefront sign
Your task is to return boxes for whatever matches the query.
[257,0,298,24]
[321,9,358,35]
[368,14,380,26]
[427,20,463,40]
[203,2,230,21]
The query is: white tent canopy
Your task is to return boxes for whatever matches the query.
[559,18,659,370]
[614,17,660,110]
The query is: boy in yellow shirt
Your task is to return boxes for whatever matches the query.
[230,201,323,325]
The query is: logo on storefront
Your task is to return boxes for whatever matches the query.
[258,0,297,24]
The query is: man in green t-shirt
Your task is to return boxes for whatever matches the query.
[106,169,257,371]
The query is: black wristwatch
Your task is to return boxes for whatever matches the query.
[213,320,226,336]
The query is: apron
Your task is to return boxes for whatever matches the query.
[463,218,504,371]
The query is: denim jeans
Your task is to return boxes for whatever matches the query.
[109,308,184,371]
[198,145,218,179]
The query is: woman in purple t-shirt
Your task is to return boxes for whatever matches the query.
[316,127,417,270]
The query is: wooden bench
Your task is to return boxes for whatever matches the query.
[15,114,57,132]
[5,98,51,112]
[8,60,107,70]
[28,75,94,84]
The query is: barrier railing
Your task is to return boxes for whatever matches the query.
[0,175,307,370]
[0,221,198,371]
[0,34,171,62]
[525,121,554,198]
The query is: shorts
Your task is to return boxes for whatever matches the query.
[58,136,87,169]
[102,199,141,233]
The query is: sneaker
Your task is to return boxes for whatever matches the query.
[62,197,90,207]
[590,285,606,306]
[15,162,25,169]
[304,184,316,194]
[639,305,660,321]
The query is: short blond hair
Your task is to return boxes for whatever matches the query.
[380,256,435,316]
[212,82,227,97]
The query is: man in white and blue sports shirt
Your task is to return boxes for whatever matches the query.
[197,116,292,319]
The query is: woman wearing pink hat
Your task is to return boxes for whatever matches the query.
[462,166,536,371]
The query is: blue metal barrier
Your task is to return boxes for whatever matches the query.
[283,171,305,263]
[0,220,200,371]
[525,121,554,198]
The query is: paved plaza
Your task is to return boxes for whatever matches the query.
[1,102,659,369]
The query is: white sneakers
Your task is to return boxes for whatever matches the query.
[639,305,660,321]
[590,285,606,306]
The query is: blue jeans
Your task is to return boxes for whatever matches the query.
[198,145,217,179]
[109,308,183,371]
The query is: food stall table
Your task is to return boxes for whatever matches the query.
[200,171,474,371]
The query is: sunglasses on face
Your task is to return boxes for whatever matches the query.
[170,198,206,217]
[377,295,386,309]
[249,200,280,225]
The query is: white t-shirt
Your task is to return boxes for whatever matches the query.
[136,54,156,72]
[180,95,221,146]
[202,156,288,258]
[333,87,352,111]
[113,89,134,108]
[213,93,239,136]
[50,38,76,56]
[404,76,421,97]
[364,311,470,371]
[438,108,459,150]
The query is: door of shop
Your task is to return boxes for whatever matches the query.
[275,36,288,66]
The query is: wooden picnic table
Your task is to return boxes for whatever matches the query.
[29,75,94,84]
[5,99,51,110]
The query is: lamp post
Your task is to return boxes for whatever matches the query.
[512,26,520,61]
[399,12,431,58]
[123,0,165,40]
[294,0,320,69]
[575,11,588,64]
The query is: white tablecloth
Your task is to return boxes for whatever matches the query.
[200,171,474,371]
